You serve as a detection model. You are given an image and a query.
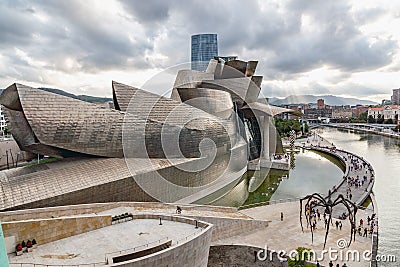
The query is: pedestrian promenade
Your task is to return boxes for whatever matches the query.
[292,134,375,219]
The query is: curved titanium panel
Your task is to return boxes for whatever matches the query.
[200,77,260,105]
[112,81,139,112]
[176,87,234,117]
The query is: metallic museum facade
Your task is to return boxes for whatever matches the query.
[0,59,292,211]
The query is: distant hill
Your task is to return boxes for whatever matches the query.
[0,87,112,103]
[270,95,377,106]
[268,97,280,104]
[0,88,112,103]
[39,88,112,103]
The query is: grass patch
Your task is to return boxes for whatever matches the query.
[241,169,288,208]
[361,196,372,209]
[288,247,315,267]
[25,158,59,167]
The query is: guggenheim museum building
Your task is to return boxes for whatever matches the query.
[0,58,293,211]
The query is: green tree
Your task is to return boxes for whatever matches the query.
[3,126,10,135]
[359,112,368,122]
[385,118,394,124]
[377,114,384,124]
[274,118,302,137]
[288,247,314,267]
[367,115,375,123]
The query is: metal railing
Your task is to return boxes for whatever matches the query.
[175,228,204,245]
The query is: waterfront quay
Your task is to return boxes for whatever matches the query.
[325,123,400,140]
[298,135,375,218]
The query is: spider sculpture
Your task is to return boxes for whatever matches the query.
[299,190,358,249]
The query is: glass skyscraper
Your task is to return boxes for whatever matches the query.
[191,34,218,71]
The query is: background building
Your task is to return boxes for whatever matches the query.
[392,88,400,105]
[368,105,399,121]
[368,107,383,119]
[332,105,352,119]
[0,105,6,134]
[383,105,399,120]
[304,108,332,119]
[191,34,218,71]
[352,106,369,117]
[317,98,325,109]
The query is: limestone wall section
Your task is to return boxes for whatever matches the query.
[2,214,111,250]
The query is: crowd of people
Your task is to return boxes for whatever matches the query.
[304,201,378,236]
[356,213,378,238]
[343,153,374,203]
[305,204,322,231]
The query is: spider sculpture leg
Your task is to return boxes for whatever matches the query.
[332,195,358,247]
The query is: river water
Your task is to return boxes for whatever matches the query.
[317,126,400,266]
[211,149,344,207]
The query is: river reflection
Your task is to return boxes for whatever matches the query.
[211,150,343,207]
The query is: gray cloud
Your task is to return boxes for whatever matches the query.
[120,0,170,25]
[0,0,398,100]
[117,0,398,75]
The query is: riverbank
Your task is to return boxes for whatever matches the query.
[325,123,400,140]
[286,134,375,214]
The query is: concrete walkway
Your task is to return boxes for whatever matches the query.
[284,133,375,219]
[296,134,374,218]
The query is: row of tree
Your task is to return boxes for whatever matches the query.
[336,112,399,125]
[274,118,309,137]
[367,114,398,124]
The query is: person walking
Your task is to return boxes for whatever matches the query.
[364,227,368,237]
[329,261,334,267]
[339,221,342,230]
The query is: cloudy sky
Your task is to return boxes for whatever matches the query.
[1,0,400,102]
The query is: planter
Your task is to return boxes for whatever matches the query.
[16,251,23,256]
